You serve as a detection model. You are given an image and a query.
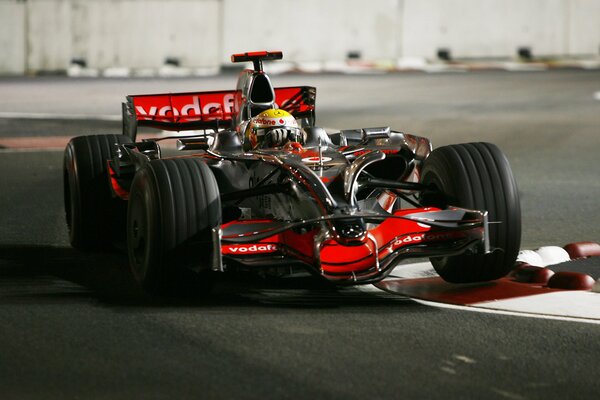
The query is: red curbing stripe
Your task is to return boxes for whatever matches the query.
[547,271,596,290]
[509,263,555,284]
[563,242,600,259]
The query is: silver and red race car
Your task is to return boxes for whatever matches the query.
[63,51,521,295]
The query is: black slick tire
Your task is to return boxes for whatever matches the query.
[127,158,221,296]
[63,134,132,250]
[420,142,521,283]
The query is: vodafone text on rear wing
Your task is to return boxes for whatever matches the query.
[122,86,316,139]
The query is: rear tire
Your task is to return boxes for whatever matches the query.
[420,142,521,283]
[127,158,221,295]
[63,134,132,250]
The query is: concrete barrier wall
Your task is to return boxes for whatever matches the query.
[0,1,26,74]
[0,0,598,74]
[403,0,566,58]
[70,0,221,70]
[568,0,600,55]
[222,0,402,64]
[402,0,600,59]
[27,0,72,72]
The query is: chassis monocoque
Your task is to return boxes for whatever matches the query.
[63,51,521,295]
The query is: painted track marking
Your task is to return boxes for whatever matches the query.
[415,298,600,325]
[0,133,179,152]
[0,112,120,120]
[376,261,600,324]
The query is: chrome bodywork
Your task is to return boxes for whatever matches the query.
[111,51,492,285]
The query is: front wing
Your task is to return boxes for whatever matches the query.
[215,207,489,284]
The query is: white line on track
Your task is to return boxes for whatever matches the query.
[414,298,600,325]
[0,112,120,121]
[476,291,600,320]
[0,147,63,153]
[594,91,600,101]
[0,133,179,152]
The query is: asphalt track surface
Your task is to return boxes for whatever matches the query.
[1,70,599,399]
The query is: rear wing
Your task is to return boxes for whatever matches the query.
[231,50,283,71]
[122,86,316,139]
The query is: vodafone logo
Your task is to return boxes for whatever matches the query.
[224,244,278,254]
[393,232,463,247]
[135,94,235,120]
[393,234,425,246]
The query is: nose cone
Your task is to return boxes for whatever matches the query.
[319,233,377,274]
[332,217,367,246]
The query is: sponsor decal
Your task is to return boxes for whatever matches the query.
[253,117,278,126]
[135,94,235,120]
[392,231,464,247]
[224,244,278,254]
[131,86,314,124]
[302,156,332,164]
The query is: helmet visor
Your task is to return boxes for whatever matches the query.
[254,126,303,147]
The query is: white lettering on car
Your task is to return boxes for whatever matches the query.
[181,96,201,115]
[159,105,179,116]
[202,102,221,115]
[226,244,278,254]
[393,231,463,247]
[135,95,236,120]
[223,94,235,114]
[135,106,157,118]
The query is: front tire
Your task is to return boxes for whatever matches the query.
[63,134,132,250]
[420,142,521,283]
[127,158,221,295]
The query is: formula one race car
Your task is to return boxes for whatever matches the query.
[63,51,521,295]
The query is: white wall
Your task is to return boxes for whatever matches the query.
[0,0,598,74]
[26,0,72,72]
[70,0,221,69]
[568,0,600,55]
[402,0,569,59]
[222,0,402,63]
[0,1,26,74]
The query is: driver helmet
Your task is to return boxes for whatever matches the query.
[244,109,303,149]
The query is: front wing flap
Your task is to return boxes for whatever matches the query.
[217,207,489,284]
